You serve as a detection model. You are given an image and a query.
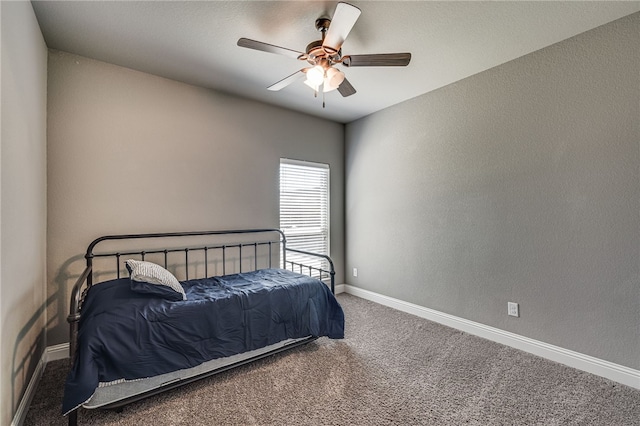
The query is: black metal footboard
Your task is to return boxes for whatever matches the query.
[66,228,335,426]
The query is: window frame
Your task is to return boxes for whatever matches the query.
[279,158,330,272]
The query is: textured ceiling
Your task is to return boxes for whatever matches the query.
[32,1,640,123]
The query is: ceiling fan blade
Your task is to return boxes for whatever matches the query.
[337,78,356,97]
[342,53,412,67]
[267,70,306,91]
[322,2,361,53]
[237,38,303,60]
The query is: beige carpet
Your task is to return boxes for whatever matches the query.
[25,293,640,425]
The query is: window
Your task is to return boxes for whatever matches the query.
[279,159,330,273]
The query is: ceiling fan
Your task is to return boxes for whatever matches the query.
[237,2,411,102]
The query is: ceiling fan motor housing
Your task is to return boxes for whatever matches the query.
[305,40,342,65]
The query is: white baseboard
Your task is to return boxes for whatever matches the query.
[46,343,70,362]
[334,283,346,294]
[11,344,69,426]
[11,352,46,426]
[342,284,640,390]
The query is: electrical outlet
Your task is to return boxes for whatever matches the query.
[508,302,519,317]
[353,267,358,277]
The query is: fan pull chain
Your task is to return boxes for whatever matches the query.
[322,69,326,108]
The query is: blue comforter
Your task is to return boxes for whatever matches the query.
[62,268,344,414]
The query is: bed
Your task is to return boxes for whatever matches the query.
[63,229,344,425]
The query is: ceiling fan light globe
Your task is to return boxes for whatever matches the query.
[304,78,320,92]
[306,65,325,85]
[323,82,338,93]
[324,68,345,92]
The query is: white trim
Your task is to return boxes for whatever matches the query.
[280,157,329,169]
[334,283,346,294]
[11,352,46,426]
[11,344,69,426]
[342,285,640,390]
[46,343,70,362]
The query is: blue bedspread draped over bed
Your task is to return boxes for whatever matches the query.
[62,268,345,414]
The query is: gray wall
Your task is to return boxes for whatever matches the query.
[345,14,639,369]
[47,51,344,345]
[1,2,48,423]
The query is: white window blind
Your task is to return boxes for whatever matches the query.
[279,159,329,273]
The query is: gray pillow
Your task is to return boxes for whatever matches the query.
[125,259,186,301]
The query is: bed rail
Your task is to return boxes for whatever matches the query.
[285,247,335,293]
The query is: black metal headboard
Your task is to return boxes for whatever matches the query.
[87,229,284,281]
[67,228,335,359]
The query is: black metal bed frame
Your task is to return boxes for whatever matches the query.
[66,228,335,425]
